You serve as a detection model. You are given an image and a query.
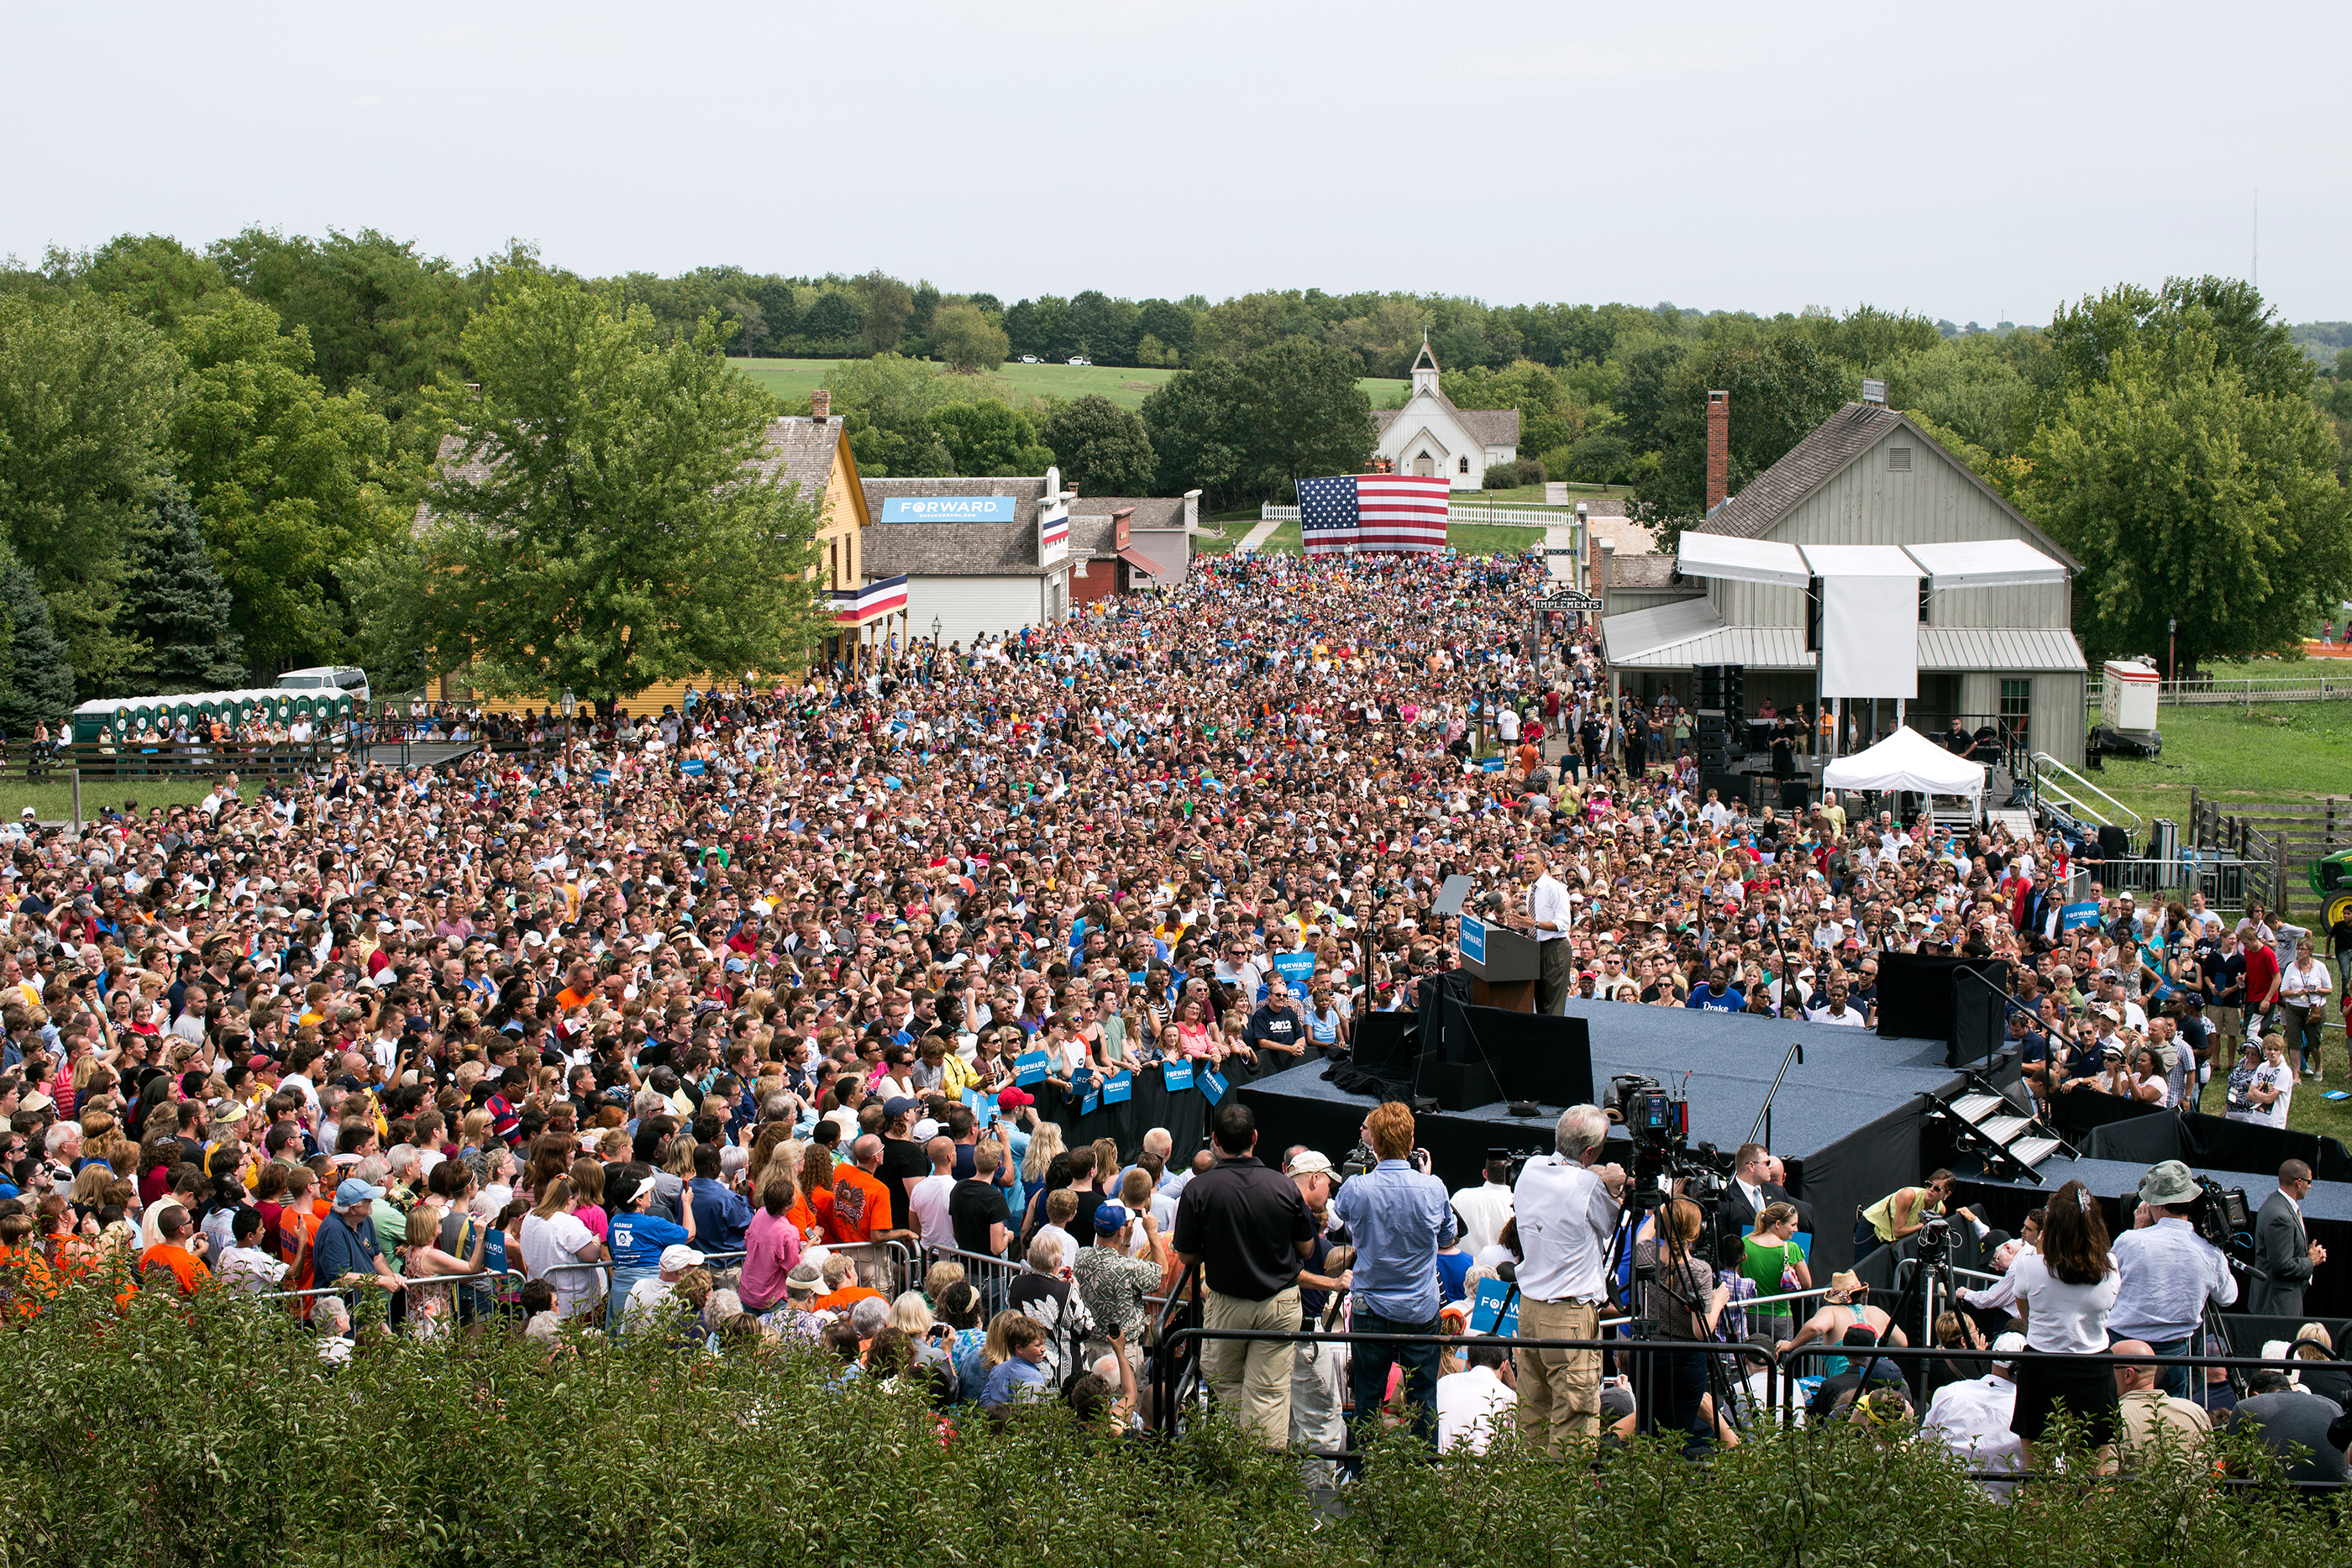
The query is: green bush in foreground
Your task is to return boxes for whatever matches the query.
[2,1272,2341,1568]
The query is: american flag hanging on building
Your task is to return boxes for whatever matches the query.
[1297,473,1451,555]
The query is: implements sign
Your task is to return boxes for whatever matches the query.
[880,496,1017,523]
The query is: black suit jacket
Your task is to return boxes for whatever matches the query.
[1717,1180,1815,1264]
[2251,1188,2314,1316]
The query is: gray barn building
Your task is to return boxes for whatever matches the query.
[1600,398,2087,768]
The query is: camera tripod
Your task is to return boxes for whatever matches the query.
[1603,1175,1751,1453]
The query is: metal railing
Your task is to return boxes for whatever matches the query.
[2078,853,2276,910]
[2089,674,2352,707]
[2029,750,2144,832]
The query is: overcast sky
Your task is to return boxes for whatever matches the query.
[6,1,2344,326]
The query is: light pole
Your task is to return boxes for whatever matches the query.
[559,686,575,761]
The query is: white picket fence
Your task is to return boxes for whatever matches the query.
[2087,674,2352,706]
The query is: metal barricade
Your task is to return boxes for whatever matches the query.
[919,1243,1033,1330]
[816,1240,916,1303]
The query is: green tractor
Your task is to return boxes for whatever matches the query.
[2315,846,2352,931]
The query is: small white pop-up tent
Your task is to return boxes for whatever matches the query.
[1822,725,1986,799]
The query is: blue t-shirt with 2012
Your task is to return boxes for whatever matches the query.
[608,1211,690,1269]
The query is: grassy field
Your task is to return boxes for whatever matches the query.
[733,357,1404,413]
[2071,700,2352,826]
[0,774,250,824]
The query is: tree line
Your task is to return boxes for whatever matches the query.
[3,228,2348,717]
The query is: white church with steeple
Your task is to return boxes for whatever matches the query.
[1370,336,1521,491]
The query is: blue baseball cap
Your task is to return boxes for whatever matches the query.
[335,1178,385,1207]
[1092,1202,1131,1235]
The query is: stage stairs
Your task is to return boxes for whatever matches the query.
[1926,1071,2075,1182]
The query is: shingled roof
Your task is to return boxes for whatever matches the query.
[858,477,1055,577]
[1691,402,2080,569]
[1372,401,1522,448]
[1694,402,1902,541]
[755,417,853,511]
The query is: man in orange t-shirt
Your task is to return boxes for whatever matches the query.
[139,1205,213,1296]
[0,1213,56,1317]
[827,1136,907,1245]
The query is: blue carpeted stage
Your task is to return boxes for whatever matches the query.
[1240,999,1973,1274]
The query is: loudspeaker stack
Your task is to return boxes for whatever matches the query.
[1693,663,1746,771]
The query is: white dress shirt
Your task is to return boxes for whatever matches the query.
[1922,1375,2024,1498]
[1452,1180,1516,1256]
[1513,1155,1620,1303]
[1529,874,1574,942]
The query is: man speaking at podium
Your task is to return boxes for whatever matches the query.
[1516,851,1577,1015]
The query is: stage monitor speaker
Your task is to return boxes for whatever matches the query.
[1416,1055,1498,1114]
[1442,999,1594,1108]
[1948,963,2013,1071]
[1877,953,2013,1065]
[1351,1010,1418,1079]
[1778,779,1811,812]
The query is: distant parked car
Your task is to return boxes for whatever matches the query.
[1018,354,1039,364]
[1066,356,1091,366]
[278,665,371,706]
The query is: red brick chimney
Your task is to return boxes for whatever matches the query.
[1705,390,1729,514]
[811,388,831,422]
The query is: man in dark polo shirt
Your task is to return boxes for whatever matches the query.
[1173,1103,1316,1449]
[1243,973,1309,1069]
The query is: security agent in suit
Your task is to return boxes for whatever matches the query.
[1716,1142,1814,1263]
[2250,1160,2328,1318]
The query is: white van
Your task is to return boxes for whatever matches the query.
[278,665,371,706]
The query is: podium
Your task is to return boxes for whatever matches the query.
[1457,916,1537,1014]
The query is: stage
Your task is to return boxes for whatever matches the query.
[1240,999,1974,1274]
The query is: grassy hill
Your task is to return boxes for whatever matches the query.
[733,358,1405,412]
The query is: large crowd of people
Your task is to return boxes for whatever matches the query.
[0,543,2344,1487]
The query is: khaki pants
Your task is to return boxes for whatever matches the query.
[1202,1286,1299,1447]
[1515,1296,1601,1455]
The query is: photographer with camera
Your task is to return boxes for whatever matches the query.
[1509,1104,1627,1455]
[1328,1103,1456,1461]
[2108,1161,2237,1398]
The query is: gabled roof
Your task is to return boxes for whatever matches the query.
[757,417,870,529]
[1373,401,1520,448]
[1693,403,2080,569]
[858,476,1062,577]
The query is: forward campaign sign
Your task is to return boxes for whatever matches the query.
[881,496,1016,523]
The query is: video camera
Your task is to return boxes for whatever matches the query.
[1604,1073,1734,1194]
[2192,1175,2254,1259]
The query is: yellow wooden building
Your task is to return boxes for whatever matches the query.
[427,406,883,716]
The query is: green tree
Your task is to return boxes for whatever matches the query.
[0,291,182,691]
[931,302,1009,374]
[2043,277,2312,412]
[205,227,488,433]
[798,291,865,348]
[1639,334,1853,527]
[1441,359,1585,457]
[120,485,245,692]
[856,271,914,354]
[1143,338,1370,507]
[1885,336,2032,456]
[0,559,76,734]
[2022,322,2349,674]
[1042,395,1156,495]
[165,291,402,672]
[71,233,229,333]
[929,401,1053,477]
[408,278,827,702]
[825,354,958,477]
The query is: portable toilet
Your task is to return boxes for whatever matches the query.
[2101,660,2160,734]
[71,700,117,745]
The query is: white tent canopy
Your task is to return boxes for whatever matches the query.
[1822,726,1986,798]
